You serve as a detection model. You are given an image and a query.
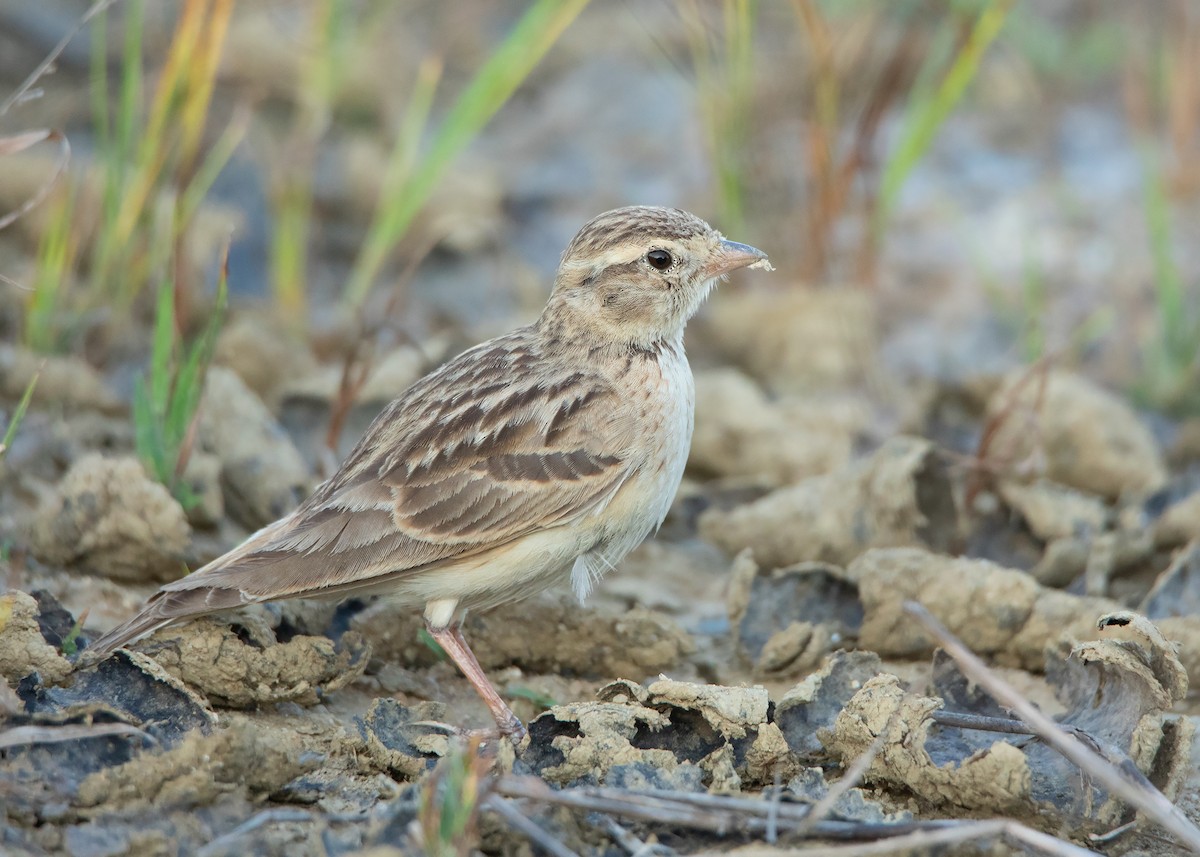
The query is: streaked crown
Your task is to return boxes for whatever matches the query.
[560,206,714,266]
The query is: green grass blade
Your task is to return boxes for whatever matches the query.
[26,185,77,353]
[1,368,40,460]
[133,376,168,483]
[1138,147,1198,411]
[878,0,1014,226]
[1141,151,1187,364]
[116,0,144,180]
[168,266,227,449]
[343,0,590,308]
[386,57,442,200]
[506,685,558,710]
[148,279,175,412]
[177,107,250,231]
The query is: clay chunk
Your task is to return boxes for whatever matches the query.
[31,454,190,583]
[690,368,861,486]
[700,436,959,568]
[0,590,72,685]
[197,367,311,529]
[984,369,1166,499]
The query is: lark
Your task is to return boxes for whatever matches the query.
[89,206,772,742]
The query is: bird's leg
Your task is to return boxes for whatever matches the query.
[425,619,527,746]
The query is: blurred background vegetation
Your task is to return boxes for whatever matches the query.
[0,0,1198,485]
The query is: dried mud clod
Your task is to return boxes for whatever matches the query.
[699,436,960,568]
[774,650,884,763]
[848,547,1115,670]
[30,649,216,741]
[0,589,72,685]
[357,698,450,780]
[851,547,1200,688]
[824,611,1193,832]
[1141,537,1200,620]
[197,366,311,529]
[214,310,319,406]
[1142,477,1200,544]
[0,344,123,415]
[75,719,315,810]
[130,617,371,708]
[178,451,225,528]
[726,550,862,676]
[5,647,217,824]
[827,673,1033,812]
[524,698,675,785]
[996,478,1110,543]
[705,289,877,394]
[689,368,862,486]
[984,369,1167,500]
[30,454,190,583]
[788,766,912,824]
[1140,478,1200,548]
[527,678,791,792]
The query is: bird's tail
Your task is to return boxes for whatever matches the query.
[83,610,175,660]
[80,513,300,662]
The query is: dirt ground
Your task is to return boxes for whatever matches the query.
[2,2,1200,856]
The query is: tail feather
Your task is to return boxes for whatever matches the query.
[85,611,176,658]
[88,583,258,659]
[82,517,301,661]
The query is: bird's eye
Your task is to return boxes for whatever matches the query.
[646,249,673,271]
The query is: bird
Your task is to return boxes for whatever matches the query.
[87,206,772,743]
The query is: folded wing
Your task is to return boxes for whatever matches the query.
[89,330,634,653]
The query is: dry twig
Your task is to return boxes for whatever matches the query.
[0,129,71,231]
[591,815,673,856]
[484,795,579,857]
[700,819,1099,856]
[0,722,155,750]
[496,775,956,840]
[0,0,121,117]
[323,233,439,462]
[964,354,1051,507]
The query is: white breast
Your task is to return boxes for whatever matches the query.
[572,340,695,599]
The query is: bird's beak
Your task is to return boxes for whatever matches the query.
[705,239,772,279]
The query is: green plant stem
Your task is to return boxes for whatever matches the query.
[342,0,590,309]
[878,0,1015,227]
[1,369,41,461]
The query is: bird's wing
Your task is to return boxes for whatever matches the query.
[88,329,638,653]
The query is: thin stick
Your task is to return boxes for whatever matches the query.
[904,601,1200,853]
[484,795,579,857]
[931,709,1039,734]
[702,819,1099,857]
[792,699,901,837]
[495,775,960,840]
[0,722,155,749]
[931,709,1034,734]
[0,0,121,117]
[1088,819,1138,845]
[0,130,71,231]
[591,815,672,857]
[196,809,364,857]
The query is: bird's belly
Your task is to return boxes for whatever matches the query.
[391,526,587,616]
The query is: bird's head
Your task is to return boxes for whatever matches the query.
[544,206,771,349]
